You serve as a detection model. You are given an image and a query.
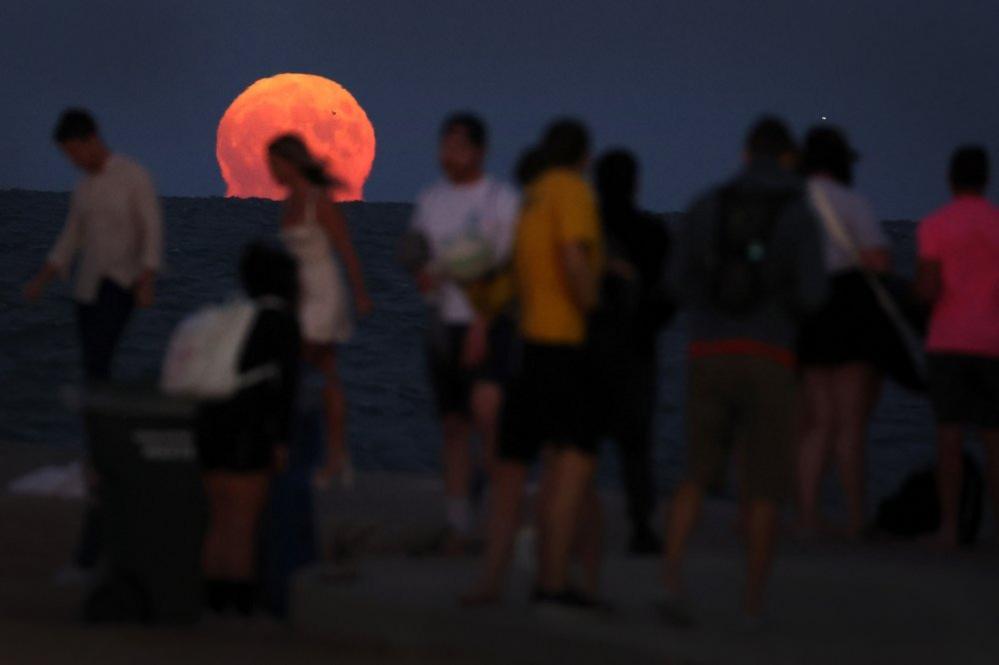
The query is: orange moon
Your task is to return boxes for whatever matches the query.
[216,73,376,201]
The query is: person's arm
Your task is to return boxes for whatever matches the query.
[133,168,163,308]
[915,259,942,304]
[915,219,943,304]
[556,177,601,314]
[561,241,599,313]
[851,195,892,273]
[317,196,373,317]
[25,194,83,301]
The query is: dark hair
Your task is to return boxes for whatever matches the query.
[53,108,98,144]
[745,116,796,159]
[595,149,638,208]
[514,145,547,187]
[268,133,337,189]
[240,241,299,305]
[801,126,858,186]
[541,118,590,169]
[441,112,488,150]
[949,145,989,193]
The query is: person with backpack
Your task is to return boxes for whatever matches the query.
[590,149,674,555]
[795,126,893,539]
[662,117,827,621]
[916,146,999,549]
[193,242,301,615]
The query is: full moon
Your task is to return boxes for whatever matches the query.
[216,73,376,201]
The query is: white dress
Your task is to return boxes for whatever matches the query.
[280,191,353,344]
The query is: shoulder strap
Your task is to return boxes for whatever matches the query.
[810,181,926,382]
[809,180,860,259]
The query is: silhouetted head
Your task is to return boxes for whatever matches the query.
[744,116,797,170]
[240,240,300,305]
[439,112,487,184]
[801,126,858,186]
[949,145,989,196]
[514,145,547,188]
[541,118,590,171]
[54,108,108,174]
[595,149,639,210]
[267,133,336,191]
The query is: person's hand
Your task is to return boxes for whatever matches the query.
[273,444,290,473]
[313,445,352,490]
[23,265,57,303]
[134,271,156,309]
[355,292,374,319]
[416,269,438,294]
[23,276,46,303]
[461,318,489,369]
[607,257,638,281]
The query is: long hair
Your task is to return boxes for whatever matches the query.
[267,133,339,189]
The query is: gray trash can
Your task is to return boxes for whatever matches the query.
[81,386,207,624]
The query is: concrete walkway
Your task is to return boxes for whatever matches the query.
[3,441,998,664]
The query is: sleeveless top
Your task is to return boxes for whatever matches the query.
[280,190,353,344]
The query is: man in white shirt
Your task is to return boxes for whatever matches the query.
[408,113,520,553]
[25,108,163,382]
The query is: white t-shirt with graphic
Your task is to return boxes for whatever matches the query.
[411,176,520,324]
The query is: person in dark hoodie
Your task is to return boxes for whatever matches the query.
[589,149,674,555]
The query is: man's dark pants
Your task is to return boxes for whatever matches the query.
[74,279,135,568]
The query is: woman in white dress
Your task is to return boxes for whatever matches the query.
[267,134,372,484]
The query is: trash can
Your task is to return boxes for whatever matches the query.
[81,385,207,624]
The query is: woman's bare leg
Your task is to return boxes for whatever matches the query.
[574,485,603,597]
[202,474,227,579]
[307,344,349,482]
[831,364,881,538]
[796,369,836,532]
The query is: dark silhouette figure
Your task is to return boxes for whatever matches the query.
[590,149,673,555]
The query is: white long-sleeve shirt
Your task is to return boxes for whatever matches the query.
[47,154,163,303]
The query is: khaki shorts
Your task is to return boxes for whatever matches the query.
[685,355,796,502]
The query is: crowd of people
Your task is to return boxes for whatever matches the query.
[23,107,999,622]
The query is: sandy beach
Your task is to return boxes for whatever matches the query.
[2,440,997,665]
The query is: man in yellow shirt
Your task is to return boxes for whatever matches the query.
[464,119,605,609]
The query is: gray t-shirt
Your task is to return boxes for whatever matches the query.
[672,161,828,352]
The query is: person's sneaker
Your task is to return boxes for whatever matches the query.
[629,528,662,556]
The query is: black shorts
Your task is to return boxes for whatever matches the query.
[477,314,518,386]
[427,317,519,416]
[197,394,278,472]
[498,343,597,463]
[798,271,875,366]
[427,324,474,417]
[928,354,999,429]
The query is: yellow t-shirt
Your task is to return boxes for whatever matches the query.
[514,168,603,345]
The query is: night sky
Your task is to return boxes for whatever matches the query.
[2,0,996,219]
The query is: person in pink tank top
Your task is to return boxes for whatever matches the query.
[916,145,999,548]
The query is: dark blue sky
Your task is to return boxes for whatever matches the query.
[2,1,996,218]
